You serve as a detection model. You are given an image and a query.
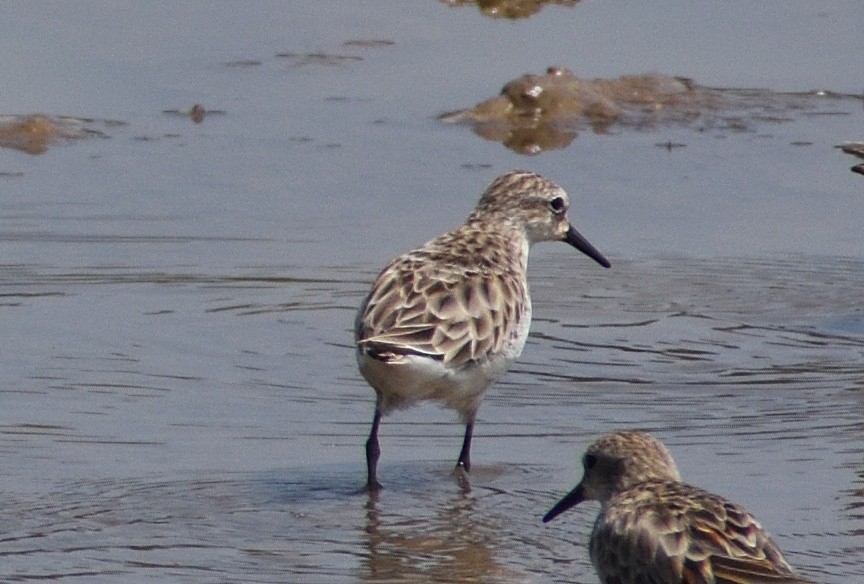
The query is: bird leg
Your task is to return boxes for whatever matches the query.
[456,419,474,472]
[365,407,383,491]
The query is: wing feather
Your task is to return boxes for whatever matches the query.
[591,481,814,584]
[356,254,526,368]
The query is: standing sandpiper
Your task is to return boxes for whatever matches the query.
[543,431,815,584]
[355,170,610,490]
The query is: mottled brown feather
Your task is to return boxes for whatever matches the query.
[357,255,528,368]
[355,169,607,374]
[548,432,816,584]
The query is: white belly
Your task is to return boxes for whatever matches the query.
[357,296,532,420]
[357,347,518,421]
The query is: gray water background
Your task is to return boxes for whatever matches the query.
[1,2,863,582]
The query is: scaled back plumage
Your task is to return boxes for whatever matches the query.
[356,170,575,369]
[356,225,529,368]
[544,431,816,584]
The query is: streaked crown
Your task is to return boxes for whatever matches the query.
[467,170,573,244]
[579,431,682,503]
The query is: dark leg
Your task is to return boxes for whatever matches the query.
[365,407,383,491]
[456,420,474,472]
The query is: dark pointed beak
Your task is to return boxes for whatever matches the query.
[565,225,610,268]
[542,483,585,523]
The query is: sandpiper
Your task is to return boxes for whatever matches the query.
[543,431,815,584]
[355,170,610,490]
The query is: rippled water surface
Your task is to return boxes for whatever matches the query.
[1,2,863,583]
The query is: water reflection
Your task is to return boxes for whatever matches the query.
[362,490,511,583]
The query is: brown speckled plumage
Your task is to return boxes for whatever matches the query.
[544,432,816,584]
[356,223,528,369]
[355,171,609,490]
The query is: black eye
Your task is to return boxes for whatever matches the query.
[583,453,597,470]
[549,197,566,213]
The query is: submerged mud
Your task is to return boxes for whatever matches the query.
[837,142,864,176]
[0,114,117,154]
[441,0,580,19]
[440,67,862,153]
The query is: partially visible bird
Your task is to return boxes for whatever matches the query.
[543,431,816,584]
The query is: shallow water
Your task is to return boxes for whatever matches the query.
[1,2,863,583]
